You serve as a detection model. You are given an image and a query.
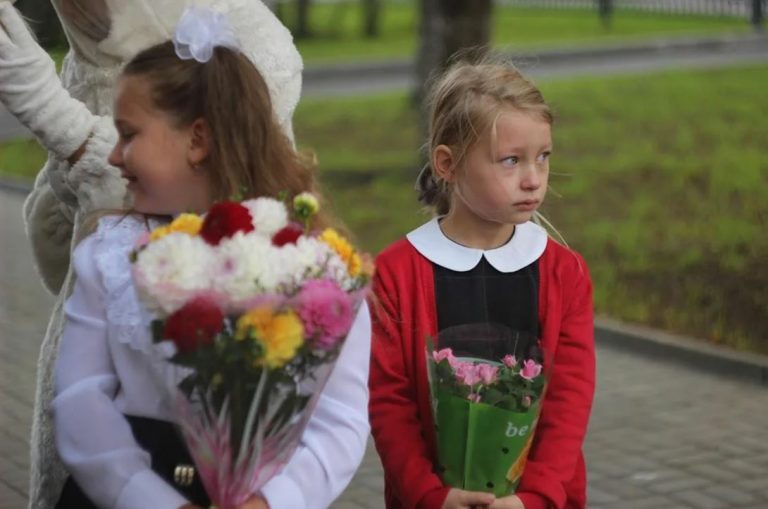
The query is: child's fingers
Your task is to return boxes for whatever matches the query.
[459,490,496,507]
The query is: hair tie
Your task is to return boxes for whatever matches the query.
[173,6,240,63]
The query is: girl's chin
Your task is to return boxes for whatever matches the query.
[131,199,169,216]
[131,197,197,217]
[494,209,536,224]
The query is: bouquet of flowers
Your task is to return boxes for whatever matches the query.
[130,193,371,508]
[427,325,546,496]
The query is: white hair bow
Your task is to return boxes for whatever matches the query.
[173,6,239,63]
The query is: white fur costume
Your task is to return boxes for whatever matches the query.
[0,1,303,507]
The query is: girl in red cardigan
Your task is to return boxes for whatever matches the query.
[368,58,596,509]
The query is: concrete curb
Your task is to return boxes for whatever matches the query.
[0,176,32,195]
[595,316,768,386]
[304,32,768,81]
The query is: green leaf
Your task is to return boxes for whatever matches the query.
[482,387,505,406]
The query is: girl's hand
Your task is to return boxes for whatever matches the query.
[441,488,496,508]
[488,495,525,509]
[236,495,269,509]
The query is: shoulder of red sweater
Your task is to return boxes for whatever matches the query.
[542,237,590,277]
[376,237,419,266]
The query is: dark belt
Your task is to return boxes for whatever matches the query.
[55,415,210,508]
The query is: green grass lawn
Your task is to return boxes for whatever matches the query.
[284,3,750,63]
[1,64,765,354]
[295,64,768,354]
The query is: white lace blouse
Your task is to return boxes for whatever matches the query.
[52,215,372,509]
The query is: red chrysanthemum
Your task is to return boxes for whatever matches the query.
[164,296,224,353]
[200,201,255,245]
[272,223,304,247]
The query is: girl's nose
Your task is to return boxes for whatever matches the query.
[521,164,542,191]
[107,143,123,168]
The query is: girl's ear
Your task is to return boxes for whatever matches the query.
[432,144,456,183]
[188,118,211,167]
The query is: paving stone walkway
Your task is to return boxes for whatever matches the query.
[2,188,767,509]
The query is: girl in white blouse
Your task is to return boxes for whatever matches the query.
[52,10,371,509]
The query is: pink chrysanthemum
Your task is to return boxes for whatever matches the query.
[296,279,353,350]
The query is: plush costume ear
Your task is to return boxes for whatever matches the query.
[55,0,111,42]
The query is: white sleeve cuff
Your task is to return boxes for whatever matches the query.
[115,469,188,509]
[260,474,307,509]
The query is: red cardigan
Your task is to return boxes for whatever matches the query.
[368,237,595,509]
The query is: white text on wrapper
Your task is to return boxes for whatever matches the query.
[505,423,531,438]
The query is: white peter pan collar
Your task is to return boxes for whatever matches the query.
[406,217,548,273]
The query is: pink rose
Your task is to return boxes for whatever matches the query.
[502,354,517,368]
[476,364,499,385]
[432,348,455,364]
[520,359,543,381]
[455,362,481,386]
[296,279,353,350]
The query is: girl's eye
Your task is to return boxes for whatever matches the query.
[537,152,551,163]
[120,131,135,141]
[501,155,519,166]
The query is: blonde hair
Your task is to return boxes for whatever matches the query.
[121,40,333,228]
[417,55,553,216]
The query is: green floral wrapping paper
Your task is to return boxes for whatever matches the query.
[427,336,546,497]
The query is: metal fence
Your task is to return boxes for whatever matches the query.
[499,0,766,19]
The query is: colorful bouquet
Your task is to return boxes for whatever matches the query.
[130,193,371,508]
[427,326,546,497]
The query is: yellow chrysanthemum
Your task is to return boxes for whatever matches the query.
[149,225,172,242]
[320,228,361,277]
[169,213,203,235]
[235,308,304,369]
[149,214,203,241]
[348,252,362,277]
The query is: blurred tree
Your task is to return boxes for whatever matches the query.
[752,0,763,31]
[14,0,66,49]
[415,0,492,103]
[598,0,613,29]
[296,0,312,38]
[362,0,381,37]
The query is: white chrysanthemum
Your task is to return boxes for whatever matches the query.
[133,233,214,313]
[291,236,354,290]
[214,232,289,299]
[242,197,289,237]
[272,236,328,289]
[324,249,356,291]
